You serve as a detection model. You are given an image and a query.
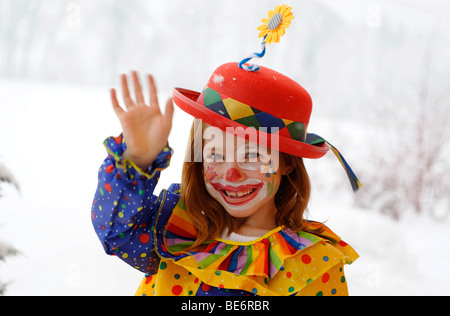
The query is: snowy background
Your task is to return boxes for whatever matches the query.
[1,0,449,295]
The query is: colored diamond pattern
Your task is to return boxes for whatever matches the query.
[286,121,305,141]
[254,112,286,133]
[203,87,222,106]
[201,86,306,141]
[223,98,254,120]
[206,101,231,120]
[234,115,262,129]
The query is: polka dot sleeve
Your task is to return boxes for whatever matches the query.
[91,134,173,274]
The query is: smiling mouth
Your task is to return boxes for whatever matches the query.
[211,182,264,205]
[223,188,256,198]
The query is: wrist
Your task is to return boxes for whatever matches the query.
[122,150,157,171]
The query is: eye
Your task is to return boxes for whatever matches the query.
[245,152,260,162]
[207,153,224,162]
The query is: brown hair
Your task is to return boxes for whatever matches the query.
[180,120,324,250]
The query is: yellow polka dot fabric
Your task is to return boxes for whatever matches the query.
[135,232,358,296]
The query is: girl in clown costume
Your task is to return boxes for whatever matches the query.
[92,5,360,296]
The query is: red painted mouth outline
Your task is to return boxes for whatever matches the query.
[211,181,264,206]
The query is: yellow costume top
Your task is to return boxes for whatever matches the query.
[136,198,358,296]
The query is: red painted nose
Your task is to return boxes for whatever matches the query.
[225,168,241,182]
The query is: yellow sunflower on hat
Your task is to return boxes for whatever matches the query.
[257,4,294,45]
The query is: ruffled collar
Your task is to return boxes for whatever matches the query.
[154,198,346,280]
[220,228,279,243]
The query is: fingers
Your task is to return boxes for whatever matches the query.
[132,71,145,105]
[148,74,159,107]
[115,71,163,113]
[163,98,174,126]
[110,88,124,116]
[121,74,135,109]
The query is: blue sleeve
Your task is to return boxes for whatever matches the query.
[91,134,174,274]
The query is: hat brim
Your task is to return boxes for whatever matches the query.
[173,87,330,159]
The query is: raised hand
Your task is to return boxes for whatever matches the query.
[110,71,174,170]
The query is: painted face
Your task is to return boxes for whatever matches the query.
[202,125,282,219]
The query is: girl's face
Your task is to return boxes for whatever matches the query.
[202,125,283,221]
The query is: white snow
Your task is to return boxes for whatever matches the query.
[212,74,225,85]
[1,0,449,296]
[0,80,449,296]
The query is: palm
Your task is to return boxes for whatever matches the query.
[110,71,174,169]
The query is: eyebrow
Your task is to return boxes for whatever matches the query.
[203,138,271,154]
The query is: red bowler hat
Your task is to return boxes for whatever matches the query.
[173,62,329,159]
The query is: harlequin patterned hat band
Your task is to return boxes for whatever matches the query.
[197,85,307,142]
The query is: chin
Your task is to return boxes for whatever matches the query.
[223,205,261,219]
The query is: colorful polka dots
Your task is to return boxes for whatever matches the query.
[92,134,174,276]
[301,254,311,264]
[172,285,182,296]
[294,262,349,296]
[93,135,357,297]
[104,183,112,192]
[105,164,114,174]
[139,233,150,244]
[135,248,351,296]
[201,283,211,292]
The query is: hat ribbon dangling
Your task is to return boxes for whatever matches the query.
[306,134,363,192]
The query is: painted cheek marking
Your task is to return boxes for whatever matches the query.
[204,166,218,182]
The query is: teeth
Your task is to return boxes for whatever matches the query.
[224,189,254,198]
